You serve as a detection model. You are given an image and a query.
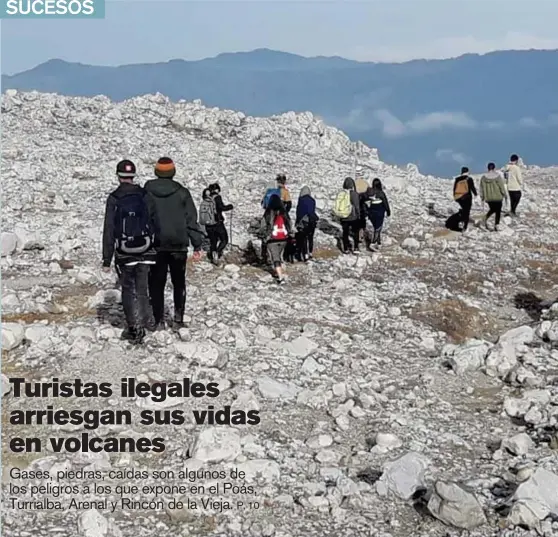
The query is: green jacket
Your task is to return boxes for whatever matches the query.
[480,172,507,202]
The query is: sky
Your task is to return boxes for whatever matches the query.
[2,0,558,74]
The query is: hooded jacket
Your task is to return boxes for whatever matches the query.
[480,171,507,202]
[296,186,318,225]
[144,177,203,252]
[102,182,156,267]
[502,163,523,191]
[364,186,391,216]
[341,177,360,221]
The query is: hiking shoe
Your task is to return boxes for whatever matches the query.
[277,278,286,285]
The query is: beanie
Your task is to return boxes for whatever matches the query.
[155,157,176,178]
[116,159,136,178]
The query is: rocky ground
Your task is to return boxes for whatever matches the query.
[1,90,558,537]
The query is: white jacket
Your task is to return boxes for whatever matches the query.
[502,163,523,191]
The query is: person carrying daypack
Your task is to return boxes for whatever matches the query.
[199,188,219,264]
[295,185,319,261]
[206,182,233,264]
[480,162,508,232]
[144,157,203,329]
[354,170,370,242]
[102,160,156,344]
[364,178,391,250]
[453,166,477,232]
[333,177,361,253]
[259,194,292,284]
[501,154,524,216]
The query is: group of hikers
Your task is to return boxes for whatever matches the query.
[101,158,392,344]
[450,154,524,232]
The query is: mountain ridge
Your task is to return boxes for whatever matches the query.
[4,48,558,175]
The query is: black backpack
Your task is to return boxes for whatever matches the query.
[114,192,154,254]
[445,212,464,232]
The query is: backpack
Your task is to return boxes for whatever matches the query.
[333,190,352,219]
[263,188,281,209]
[199,198,217,226]
[114,193,154,255]
[454,178,469,200]
[271,214,288,240]
[355,178,369,194]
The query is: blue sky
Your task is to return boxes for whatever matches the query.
[2,0,558,74]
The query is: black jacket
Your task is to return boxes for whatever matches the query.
[453,174,478,200]
[212,194,233,224]
[102,182,156,267]
[144,178,203,252]
[364,187,391,217]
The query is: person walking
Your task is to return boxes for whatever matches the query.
[453,166,478,232]
[502,154,524,216]
[480,162,508,232]
[364,178,391,250]
[355,170,370,245]
[333,177,361,254]
[102,160,156,344]
[208,182,233,262]
[144,157,203,329]
[259,194,292,284]
[295,185,319,261]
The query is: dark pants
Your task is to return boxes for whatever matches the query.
[118,263,151,330]
[368,209,386,244]
[486,201,502,226]
[284,237,296,263]
[206,223,228,260]
[296,223,316,260]
[149,251,188,324]
[341,220,360,252]
[457,196,472,231]
[509,191,522,214]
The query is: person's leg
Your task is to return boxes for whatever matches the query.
[494,201,502,227]
[485,202,495,226]
[296,231,306,261]
[148,253,169,326]
[460,197,472,230]
[275,242,287,281]
[119,265,138,336]
[351,221,360,251]
[510,191,521,215]
[206,225,219,263]
[136,263,151,335]
[307,224,316,257]
[374,211,386,244]
[341,222,351,252]
[168,252,187,324]
[216,223,229,257]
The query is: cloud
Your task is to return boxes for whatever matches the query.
[373,110,478,137]
[436,149,470,166]
[518,117,540,128]
[347,32,558,63]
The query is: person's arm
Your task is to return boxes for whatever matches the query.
[183,189,203,250]
[351,191,360,219]
[468,176,478,196]
[102,196,116,267]
[381,192,391,217]
[259,212,270,240]
[215,194,233,212]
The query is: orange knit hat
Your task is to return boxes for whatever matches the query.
[155,157,176,178]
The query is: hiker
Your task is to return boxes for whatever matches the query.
[502,154,524,216]
[453,166,478,232]
[262,174,291,213]
[102,160,156,344]
[276,174,296,262]
[364,178,391,249]
[199,188,220,265]
[259,194,292,284]
[144,157,203,329]
[333,177,361,253]
[355,169,370,245]
[480,162,508,231]
[295,185,319,261]
[208,182,233,262]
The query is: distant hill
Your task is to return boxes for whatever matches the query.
[4,47,558,176]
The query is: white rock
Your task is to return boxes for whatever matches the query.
[173,340,228,368]
[485,341,517,379]
[192,427,242,463]
[401,237,420,250]
[427,481,487,529]
[502,433,533,456]
[1,374,12,397]
[2,322,25,351]
[285,336,319,358]
[376,452,430,500]
[445,339,491,375]
[257,376,300,400]
[1,232,17,257]
[510,468,558,526]
[371,433,403,453]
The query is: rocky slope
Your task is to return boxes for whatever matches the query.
[1,90,558,537]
